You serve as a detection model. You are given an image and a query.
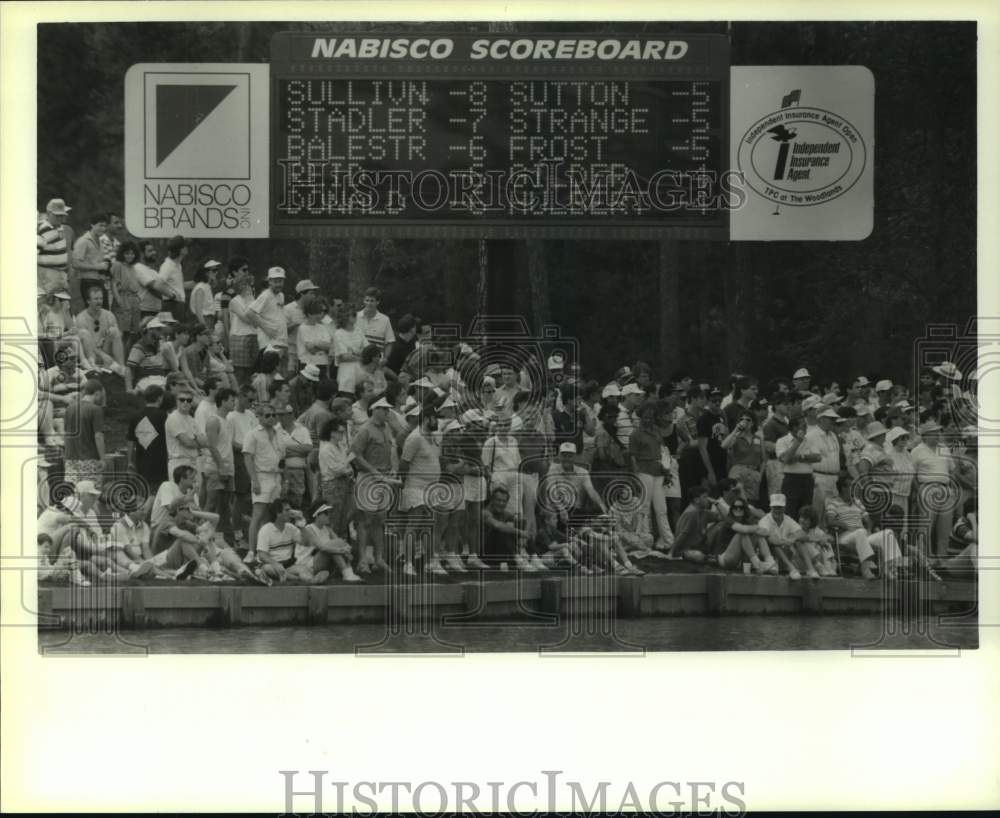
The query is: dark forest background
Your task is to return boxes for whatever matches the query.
[37,21,976,386]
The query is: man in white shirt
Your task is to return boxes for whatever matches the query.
[151,464,201,527]
[164,388,206,492]
[284,279,319,374]
[776,415,821,519]
[355,286,395,350]
[159,235,188,320]
[615,383,645,447]
[227,384,259,545]
[756,493,816,579]
[133,240,172,317]
[910,421,955,555]
[805,408,843,519]
[248,266,288,357]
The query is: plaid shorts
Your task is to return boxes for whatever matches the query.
[230,334,258,369]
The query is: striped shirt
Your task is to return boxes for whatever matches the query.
[37,217,68,271]
[355,310,395,350]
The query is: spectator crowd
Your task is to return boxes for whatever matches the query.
[35,201,980,589]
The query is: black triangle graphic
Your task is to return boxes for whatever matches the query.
[156,84,237,166]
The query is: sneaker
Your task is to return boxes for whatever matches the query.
[761,559,779,576]
[529,555,548,571]
[425,560,448,576]
[175,560,199,580]
[627,564,645,575]
[243,551,257,565]
[374,559,392,574]
[129,561,155,579]
[513,555,532,571]
[788,568,802,580]
[311,570,331,585]
[466,555,489,570]
[750,556,764,574]
[70,570,91,587]
[806,568,820,579]
[402,562,417,577]
[682,549,706,564]
[499,562,509,572]
[446,555,468,573]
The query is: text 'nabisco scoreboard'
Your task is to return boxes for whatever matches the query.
[269,32,731,239]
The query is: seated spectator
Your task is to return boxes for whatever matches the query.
[756,494,814,578]
[824,473,902,580]
[712,498,777,574]
[300,501,361,583]
[796,506,837,577]
[254,499,304,583]
[670,485,714,562]
[106,497,158,579]
[74,284,125,375]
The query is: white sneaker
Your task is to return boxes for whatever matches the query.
[129,561,155,579]
[806,568,820,579]
[342,568,362,583]
[446,555,467,573]
[466,555,489,570]
[243,551,257,565]
[513,555,532,571]
[529,555,547,571]
[425,560,447,576]
[751,556,764,574]
[402,562,417,577]
[71,570,91,587]
[761,559,779,576]
[788,568,802,580]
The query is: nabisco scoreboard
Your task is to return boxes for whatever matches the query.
[268,31,731,239]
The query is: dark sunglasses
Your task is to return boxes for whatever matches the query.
[731,504,747,511]
[177,397,193,403]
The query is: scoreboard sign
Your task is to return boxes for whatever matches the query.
[269,32,731,239]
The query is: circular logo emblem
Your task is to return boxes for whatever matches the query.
[737,106,867,207]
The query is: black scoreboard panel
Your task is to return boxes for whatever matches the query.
[270,33,730,238]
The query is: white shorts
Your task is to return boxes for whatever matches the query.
[252,472,282,504]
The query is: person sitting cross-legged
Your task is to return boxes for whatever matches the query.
[296,501,362,583]
[712,498,779,574]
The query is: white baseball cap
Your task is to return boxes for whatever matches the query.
[793,368,810,379]
[601,383,622,398]
[801,395,822,412]
[932,362,962,381]
[769,493,786,508]
[885,427,909,444]
[295,279,319,294]
[370,397,392,410]
[75,480,101,496]
[558,442,577,454]
[818,408,840,420]
[621,383,644,396]
[203,259,222,269]
[875,379,893,392]
[299,364,321,382]
[267,266,286,279]
[854,376,870,387]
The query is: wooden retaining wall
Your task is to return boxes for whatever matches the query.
[37,573,977,631]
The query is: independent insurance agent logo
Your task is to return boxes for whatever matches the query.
[737,89,867,207]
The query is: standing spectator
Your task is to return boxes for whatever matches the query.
[247,267,288,364]
[159,235,189,320]
[317,417,355,545]
[126,384,169,491]
[214,266,238,346]
[791,367,812,396]
[399,405,446,577]
[351,396,400,572]
[134,240,172,319]
[204,388,237,540]
[72,212,111,307]
[164,388,206,493]
[110,241,142,347]
[227,267,258,385]
[181,324,212,393]
[189,260,220,330]
[856,420,894,526]
[696,388,729,488]
[910,420,956,556]
[243,404,288,559]
[630,400,674,552]
[884,426,915,519]
[278,404,313,509]
[722,408,764,503]
[297,299,333,379]
[74,284,125,374]
[63,378,106,485]
[37,198,72,294]
[615,382,645,447]
[227,384,258,542]
[284,279,319,374]
[100,212,124,269]
[334,308,363,398]
[776,415,821,519]
[384,313,419,374]
[355,287,395,350]
[807,407,844,519]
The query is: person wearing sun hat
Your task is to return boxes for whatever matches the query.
[247,266,288,358]
[805,407,843,518]
[910,419,956,555]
